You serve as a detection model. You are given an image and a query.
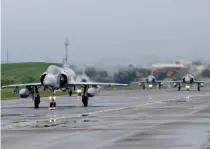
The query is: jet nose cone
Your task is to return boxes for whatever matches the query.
[43,75,56,87]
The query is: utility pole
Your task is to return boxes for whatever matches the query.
[7,48,8,64]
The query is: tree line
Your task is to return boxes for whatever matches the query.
[2,64,210,86]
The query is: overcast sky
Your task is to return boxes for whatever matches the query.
[2,0,210,66]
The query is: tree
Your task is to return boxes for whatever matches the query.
[201,69,210,78]
[156,71,166,80]
[1,78,15,86]
[96,69,109,78]
[192,61,202,65]
[85,67,97,79]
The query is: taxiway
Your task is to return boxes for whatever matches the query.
[1,88,210,149]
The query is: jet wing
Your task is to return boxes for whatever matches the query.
[69,81,128,86]
[165,80,183,83]
[138,81,146,83]
[155,80,164,83]
[1,83,42,88]
[194,80,210,84]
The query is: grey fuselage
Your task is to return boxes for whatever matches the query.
[146,75,156,83]
[19,65,101,98]
[182,74,194,84]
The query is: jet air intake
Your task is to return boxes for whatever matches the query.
[59,74,68,88]
[183,77,186,83]
[183,77,194,83]
[190,78,194,83]
[146,77,155,83]
[40,73,46,85]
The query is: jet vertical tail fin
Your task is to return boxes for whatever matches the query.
[62,58,69,68]
[62,37,70,68]
[61,37,75,69]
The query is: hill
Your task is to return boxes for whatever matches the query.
[1,62,61,85]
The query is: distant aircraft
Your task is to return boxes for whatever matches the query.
[138,75,164,89]
[169,74,207,91]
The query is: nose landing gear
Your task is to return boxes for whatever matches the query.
[49,101,56,109]
[49,90,56,110]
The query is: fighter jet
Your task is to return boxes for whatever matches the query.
[2,64,128,109]
[169,74,206,91]
[1,38,128,109]
[138,75,164,89]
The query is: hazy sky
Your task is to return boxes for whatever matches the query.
[2,0,210,66]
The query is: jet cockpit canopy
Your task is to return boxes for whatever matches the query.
[46,65,60,75]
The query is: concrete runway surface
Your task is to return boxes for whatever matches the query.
[1,88,210,149]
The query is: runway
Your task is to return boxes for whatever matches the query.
[1,88,210,149]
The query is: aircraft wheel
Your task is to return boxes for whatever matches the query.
[178,86,181,91]
[82,95,88,107]
[197,86,200,91]
[50,102,56,108]
[34,96,40,109]
[69,90,72,96]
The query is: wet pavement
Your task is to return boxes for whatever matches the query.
[1,88,210,149]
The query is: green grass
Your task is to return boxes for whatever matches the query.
[1,114,22,117]
[1,62,62,99]
[1,62,61,84]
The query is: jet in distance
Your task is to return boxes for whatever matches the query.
[169,74,208,91]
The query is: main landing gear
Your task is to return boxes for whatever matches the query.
[33,86,40,109]
[178,84,181,91]
[82,85,89,107]
[142,83,146,90]
[68,86,76,96]
[197,83,200,91]
[49,90,56,110]
[68,89,72,96]
[158,83,161,89]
